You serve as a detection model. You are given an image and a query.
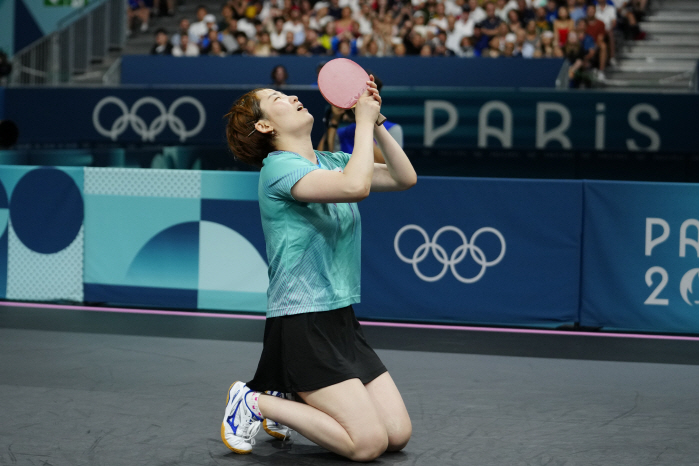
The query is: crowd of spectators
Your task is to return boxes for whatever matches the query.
[140,0,649,86]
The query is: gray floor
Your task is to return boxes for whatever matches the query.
[2,316,699,466]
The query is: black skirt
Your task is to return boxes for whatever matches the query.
[247,306,387,393]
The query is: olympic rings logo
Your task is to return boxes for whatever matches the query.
[394,225,506,283]
[92,96,207,142]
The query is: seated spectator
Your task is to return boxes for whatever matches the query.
[355,3,374,35]
[503,36,517,57]
[616,0,644,40]
[524,19,539,48]
[494,22,511,49]
[534,30,563,57]
[428,3,449,31]
[279,31,298,54]
[393,42,407,56]
[420,44,433,56]
[516,28,535,58]
[284,7,306,45]
[585,4,606,44]
[271,65,289,87]
[412,11,433,38]
[328,0,343,20]
[335,38,355,57]
[576,17,607,80]
[201,29,225,54]
[172,34,200,56]
[208,41,227,57]
[485,36,502,57]
[471,24,491,56]
[569,0,586,23]
[516,0,536,24]
[335,7,354,35]
[553,5,574,46]
[507,9,524,33]
[495,0,514,21]
[188,6,209,42]
[170,18,190,46]
[595,0,617,64]
[218,4,234,32]
[534,7,552,33]
[544,0,558,23]
[563,31,592,87]
[220,18,240,53]
[230,32,248,55]
[468,0,487,24]
[456,35,476,57]
[150,28,173,54]
[127,0,151,34]
[305,28,329,55]
[310,4,334,31]
[480,1,503,37]
[269,17,288,50]
[317,20,334,49]
[253,31,274,56]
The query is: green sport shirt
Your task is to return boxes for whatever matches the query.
[259,150,361,318]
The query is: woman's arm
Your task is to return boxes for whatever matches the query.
[370,124,416,192]
[291,81,380,203]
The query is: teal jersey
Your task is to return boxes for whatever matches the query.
[259,150,361,318]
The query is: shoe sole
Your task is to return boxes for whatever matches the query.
[262,419,288,441]
[221,381,252,455]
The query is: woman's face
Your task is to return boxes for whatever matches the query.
[558,6,569,20]
[255,89,313,136]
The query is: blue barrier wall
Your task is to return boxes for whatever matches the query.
[4,87,698,154]
[356,177,582,325]
[581,181,699,334]
[4,164,699,334]
[120,56,565,88]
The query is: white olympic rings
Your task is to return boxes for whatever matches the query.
[93,96,207,142]
[394,225,506,283]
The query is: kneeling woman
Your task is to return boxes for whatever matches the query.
[221,78,416,462]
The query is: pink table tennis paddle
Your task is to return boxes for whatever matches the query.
[317,58,386,126]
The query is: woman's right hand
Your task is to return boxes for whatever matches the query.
[354,76,381,125]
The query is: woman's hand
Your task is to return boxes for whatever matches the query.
[354,75,381,126]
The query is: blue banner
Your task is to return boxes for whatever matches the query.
[355,177,583,326]
[4,87,698,155]
[3,87,328,147]
[581,181,699,333]
[120,56,564,88]
[385,89,699,152]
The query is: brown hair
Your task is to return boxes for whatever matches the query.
[225,88,277,168]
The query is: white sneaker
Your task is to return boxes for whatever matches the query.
[221,381,263,454]
[262,391,294,442]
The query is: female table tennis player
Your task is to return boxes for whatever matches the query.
[221,77,416,461]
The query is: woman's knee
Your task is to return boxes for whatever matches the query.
[349,429,389,462]
[387,422,412,452]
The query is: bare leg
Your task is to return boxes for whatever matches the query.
[257,378,389,462]
[598,41,608,71]
[364,372,412,451]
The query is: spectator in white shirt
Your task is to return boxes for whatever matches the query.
[170,17,190,46]
[467,0,487,24]
[187,6,209,42]
[269,16,288,50]
[428,3,449,31]
[595,0,616,64]
[283,8,306,46]
[172,34,200,56]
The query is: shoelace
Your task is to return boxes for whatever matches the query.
[243,420,262,446]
